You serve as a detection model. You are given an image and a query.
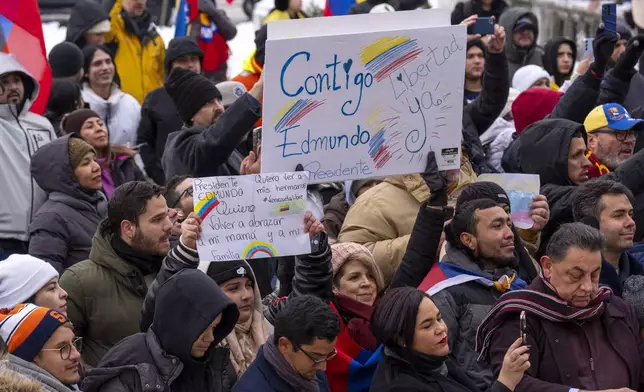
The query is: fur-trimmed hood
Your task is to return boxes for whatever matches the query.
[0,369,44,392]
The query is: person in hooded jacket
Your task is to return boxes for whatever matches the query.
[499,7,543,80]
[518,118,644,256]
[542,37,576,90]
[61,109,145,199]
[45,79,86,137]
[65,0,111,49]
[137,37,204,185]
[450,0,508,27]
[81,45,141,149]
[162,68,263,182]
[479,88,519,172]
[81,268,239,392]
[28,134,108,273]
[104,0,166,105]
[0,53,56,260]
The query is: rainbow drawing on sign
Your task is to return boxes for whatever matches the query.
[273,98,326,131]
[243,241,278,259]
[194,192,219,219]
[360,36,423,82]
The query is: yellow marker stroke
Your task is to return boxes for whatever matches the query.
[360,36,411,65]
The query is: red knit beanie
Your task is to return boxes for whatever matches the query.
[512,88,563,135]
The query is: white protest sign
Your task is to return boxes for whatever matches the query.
[193,172,311,262]
[261,17,465,183]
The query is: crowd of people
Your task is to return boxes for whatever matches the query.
[3,0,644,391]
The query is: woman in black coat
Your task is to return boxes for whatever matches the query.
[369,287,529,392]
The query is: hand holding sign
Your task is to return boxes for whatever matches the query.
[181,212,202,250]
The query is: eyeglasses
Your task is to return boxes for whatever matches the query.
[40,337,82,360]
[171,186,193,209]
[592,130,636,142]
[296,345,337,365]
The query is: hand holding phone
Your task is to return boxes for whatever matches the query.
[252,126,262,155]
[520,311,527,344]
[602,3,617,34]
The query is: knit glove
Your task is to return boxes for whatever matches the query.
[421,151,448,207]
[613,36,644,81]
[591,27,619,77]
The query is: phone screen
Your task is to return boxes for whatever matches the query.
[602,3,617,34]
[253,127,262,155]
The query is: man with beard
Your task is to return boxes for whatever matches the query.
[60,181,173,366]
[162,68,263,182]
[0,54,56,260]
[573,178,643,296]
[464,39,485,103]
[583,103,643,178]
[422,198,527,390]
[499,7,544,79]
[479,223,644,391]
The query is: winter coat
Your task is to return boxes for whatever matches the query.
[426,245,510,390]
[370,351,511,392]
[161,94,261,182]
[450,0,508,26]
[499,8,544,80]
[233,345,329,392]
[599,253,644,297]
[480,117,515,172]
[5,354,81,392]
[136,87,179,184]
[105,0,165,104]
[98,146,147,195]
[487,278,644,392]
[519,118,644,255]
[0,54,56,243]
[338,160,477,286]
[82,83,141,147]
[65,0,110,49]
[0,368,45,392]
[28,135,108,273]
[542,37,577,89]
[322,192,350,241]
[462,51,510,175]
[187,0,237,83]
[624,73,644,112]
[59,220,158,367]
[81,269,239,392]
[139,241,273,353]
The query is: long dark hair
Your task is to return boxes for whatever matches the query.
[81,44,121,88]
[371,287,429,349]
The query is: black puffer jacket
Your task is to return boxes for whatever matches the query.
[519,119,644,254]
[82,269,239,392]
[66,0,110,49]
[462,51,509,174]
[543,37,577,88]
[29,134,107,273]
[499,7,544,80]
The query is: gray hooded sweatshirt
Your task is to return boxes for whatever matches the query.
[29,134,108,273]
[0,53,56,242]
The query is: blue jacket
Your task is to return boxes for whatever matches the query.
[600,252,644,297]
[232,345,330,392]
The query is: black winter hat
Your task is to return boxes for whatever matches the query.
[48,42,84,78]
[164,37,204,75]
[274,0,289,11]
[467,38,487,56]
[457,181,510,210]
[46,79,82,116]
[206,260,255,286]
[165,68,222,124]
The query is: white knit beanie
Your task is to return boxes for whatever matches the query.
[0,255,59,309]
[512,65,551,92]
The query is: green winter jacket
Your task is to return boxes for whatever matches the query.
[60,220,155,367]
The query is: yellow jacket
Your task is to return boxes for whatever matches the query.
[105,0,165,104]
[263,9,307,24]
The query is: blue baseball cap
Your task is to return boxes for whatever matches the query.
[584,103,644,133]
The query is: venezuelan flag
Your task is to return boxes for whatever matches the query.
[323,0,367,16]
[0,0,51,115]
[174,0,199,37]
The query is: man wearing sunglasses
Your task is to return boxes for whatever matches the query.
[233,294,340,392]
[0,303,82,392]
[584,103,644,178]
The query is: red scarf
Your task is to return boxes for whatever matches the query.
[586,150,610,179]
